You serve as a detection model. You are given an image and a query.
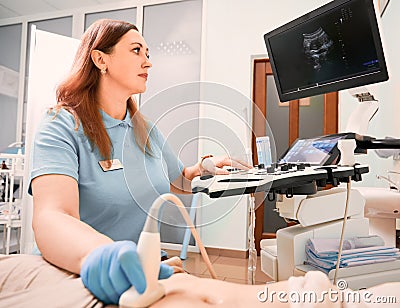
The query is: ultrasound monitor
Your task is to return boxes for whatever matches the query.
[279,134,346,165]
[264,0,388,102]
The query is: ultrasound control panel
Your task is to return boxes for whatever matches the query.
[192,163,369,199]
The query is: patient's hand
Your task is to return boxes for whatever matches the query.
[162,256,185,274]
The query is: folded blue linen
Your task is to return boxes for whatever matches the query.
[304,236,400,273]
[307,236,385,256]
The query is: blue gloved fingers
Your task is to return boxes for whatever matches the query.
[81,241,147,304]
[118,242,146,294]
[81,245,113,304]
[108,247,131,296]
[83,274,110,304]
[158,263,174,280]
[99,250,119,304]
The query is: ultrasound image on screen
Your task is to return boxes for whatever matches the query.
[303,27,334,71]
[269,0,380,94]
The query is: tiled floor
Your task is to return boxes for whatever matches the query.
[164,249,273,285]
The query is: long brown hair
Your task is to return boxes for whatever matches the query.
[56,19,151,161]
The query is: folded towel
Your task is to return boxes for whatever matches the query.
[307,236,385,256]
[304,257,399,273]
[306,244,399,259]
[305,246,400,272]
[304,237,400,273]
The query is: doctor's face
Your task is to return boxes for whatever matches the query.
[105,29,152,95]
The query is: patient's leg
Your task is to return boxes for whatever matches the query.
[0,254,105,307]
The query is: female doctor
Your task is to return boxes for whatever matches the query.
[29,19,250,305]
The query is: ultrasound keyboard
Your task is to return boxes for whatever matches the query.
[191,163,369,199]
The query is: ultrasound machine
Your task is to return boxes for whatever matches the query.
[192,0,400,289]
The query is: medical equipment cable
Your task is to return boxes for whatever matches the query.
[376,174,400,191]
[158,193,217,279]
[248,193,257,285]
[119,193,217,307]
[333,177,352,285]
[148,193,217,279]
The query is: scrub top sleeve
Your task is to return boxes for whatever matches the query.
[150,125,184,182]
[28,109,79,195]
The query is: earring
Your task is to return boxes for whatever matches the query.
[100,67,107,74]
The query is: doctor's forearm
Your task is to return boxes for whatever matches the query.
[33,209,112,274]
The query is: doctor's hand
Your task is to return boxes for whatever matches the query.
[200,155,252,175]
[200,155,252,174]
[80,241,174,305]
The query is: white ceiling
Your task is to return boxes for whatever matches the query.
[0,0,124,19]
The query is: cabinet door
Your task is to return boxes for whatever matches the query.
[252,58,338,253]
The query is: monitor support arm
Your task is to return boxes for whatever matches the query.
[342,87,400,183]
[341,87,400,152]
[345,87,379,136]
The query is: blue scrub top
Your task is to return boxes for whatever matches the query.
[29,108,184,244]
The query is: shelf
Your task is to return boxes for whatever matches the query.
[0,152,24,254]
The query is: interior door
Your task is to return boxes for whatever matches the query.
[252,58,338,253]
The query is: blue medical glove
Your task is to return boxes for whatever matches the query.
[80,241,173,304]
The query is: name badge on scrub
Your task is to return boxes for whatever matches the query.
[99,159,124,172]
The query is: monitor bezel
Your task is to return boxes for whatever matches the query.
[263,0,388,102]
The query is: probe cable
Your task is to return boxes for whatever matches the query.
[333,176,352,285]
